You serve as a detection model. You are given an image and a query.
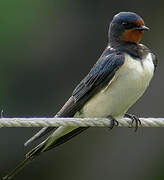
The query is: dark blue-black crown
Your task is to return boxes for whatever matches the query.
[112,12,142,24]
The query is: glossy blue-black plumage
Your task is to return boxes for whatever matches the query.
[112,12,142,24]
[24,47,125,147]
[73,48,124,102]
[36,47,125,151]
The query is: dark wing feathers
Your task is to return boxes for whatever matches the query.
[24,127,54,146]
[24,49,124,147]
[37,51,124,152]
[73,52,124,102]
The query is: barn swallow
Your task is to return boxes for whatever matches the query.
[3,12,157,179]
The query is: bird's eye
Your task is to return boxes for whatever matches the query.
[122,22,129,26]
[122,22,135,29]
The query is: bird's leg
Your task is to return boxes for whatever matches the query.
[124,113,141,132]
[107,115,119,129]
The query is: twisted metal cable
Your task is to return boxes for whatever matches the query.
[0,117,163,128]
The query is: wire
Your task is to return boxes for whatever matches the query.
[0,117,163,128]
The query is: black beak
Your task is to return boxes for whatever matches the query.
[135,26,150,31]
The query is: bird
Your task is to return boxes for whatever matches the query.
[3,12,157,179]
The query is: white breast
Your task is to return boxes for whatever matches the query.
[75,53,154,119]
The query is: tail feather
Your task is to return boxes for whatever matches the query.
[45,127,89,151]
[3,127,88,179]
[3,142,44,180]
[3,158,32,180]
[24,127,55,147]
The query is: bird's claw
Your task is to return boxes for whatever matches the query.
[108,115,119,129]
[124,113,141,132]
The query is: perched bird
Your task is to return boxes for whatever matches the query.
[3,12,157,179]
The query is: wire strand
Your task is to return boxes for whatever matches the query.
[0,117,163,128]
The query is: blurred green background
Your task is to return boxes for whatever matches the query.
[0,0,164,180]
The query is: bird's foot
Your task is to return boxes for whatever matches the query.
[124,113,141,132]
[107,115,119,129]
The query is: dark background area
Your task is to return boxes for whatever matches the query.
[0,0,164,180]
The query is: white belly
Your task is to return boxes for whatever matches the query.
[75,53,154,119]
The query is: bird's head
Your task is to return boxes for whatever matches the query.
[109,12,149,44]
